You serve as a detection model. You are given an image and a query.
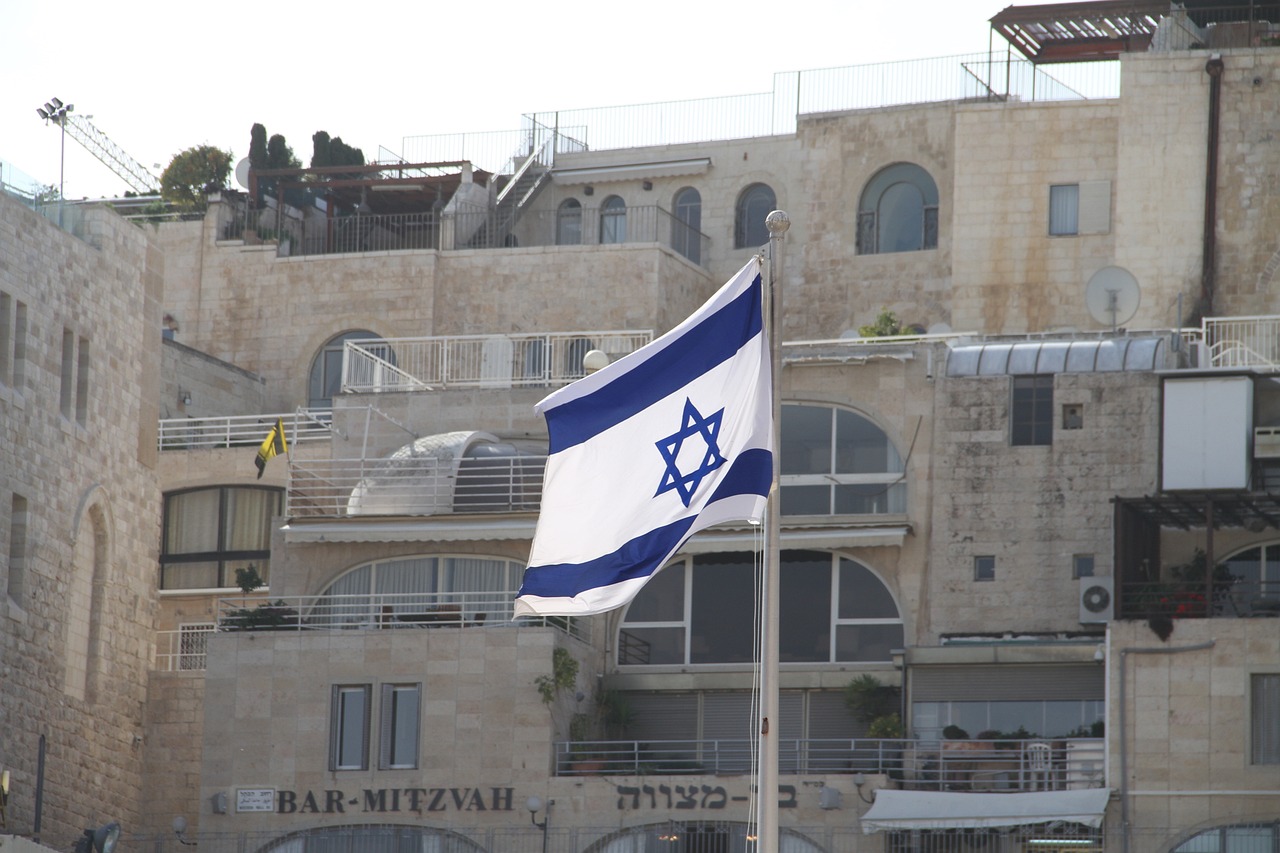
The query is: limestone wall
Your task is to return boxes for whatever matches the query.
[0,197,161,848]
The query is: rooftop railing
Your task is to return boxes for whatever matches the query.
[286,453,546,518]
[554,737,1105,791]
[158,409,332,450]
[341,330,651,394]
[1185,315,1280,370]
[212,591,589,642]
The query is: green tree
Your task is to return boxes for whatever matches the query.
[160,145,233,212]
[248,123,268,171]
[266,134,300,171]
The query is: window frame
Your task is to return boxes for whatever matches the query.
[672,187,702,263]
[1251,673,1279,765]
[618,551,904,667]
[556,198,583,245]
[857,163,939,255]
[780,404,906,517]
[734,183,776,249]
[330,684,372,771]
[1011,375,1054,446]
[599,195,627,244]
[379,683,422,770]
[1049,183,1080,236]
[308,329,384,409]
[974,555,996,582]
[160,485,283,591]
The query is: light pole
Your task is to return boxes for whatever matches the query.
[35,97,73,227]
[526,796,552,853]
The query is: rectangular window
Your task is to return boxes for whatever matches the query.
[1012,375,1054,446]
[330,685,371,770]
[0,292,11,385]
[1252,674,1280,764]
[8,494,28,605]
[974,556,996,582]
[59,328,75,418]
[379,684,421,769]
[1073,554,1095,579]
[1049,184,1079,236]
[13,301,27,391]
[75,336,90,425]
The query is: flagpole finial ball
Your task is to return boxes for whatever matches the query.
[765,209,790,235]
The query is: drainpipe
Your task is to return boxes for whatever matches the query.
[1200,56,1224,320]
[1118,640,1216,853]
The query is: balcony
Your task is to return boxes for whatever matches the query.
[553,737,1105,791]
[158,409,332,450]
[1181,315,1280,371]
[211,591,589,642]
[340,330,651,394]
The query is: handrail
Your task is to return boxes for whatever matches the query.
[158,410,332,450]
[495,135,553,207]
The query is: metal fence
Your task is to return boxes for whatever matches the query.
[211,591,589,642]
[287,454,546,518]
[153,625,216,671]
[158,410,332,451]
[1120,578,1280,619]
[552,738,1105,791]
[341,331,650,394]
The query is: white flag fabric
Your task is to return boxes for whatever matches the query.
[515,258,772,616]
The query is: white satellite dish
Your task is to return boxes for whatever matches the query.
[1085,266,1140,329]
[234,157,252,190]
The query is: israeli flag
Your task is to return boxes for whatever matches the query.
[515,258,772,616]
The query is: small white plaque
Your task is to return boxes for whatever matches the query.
[236,789,276,813]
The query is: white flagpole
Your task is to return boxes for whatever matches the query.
[759,210,789,853]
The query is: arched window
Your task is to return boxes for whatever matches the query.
[262,824,485,853]
[1172,823,1280,853]
[618,550,903,666]
[734,183,776,249]
[600,195,626,244]
[672,187,702,263]
[857,163,939,254]
[556,198,582,245]
[161,485,283,590]
[308,329,384,409]
[591,822,823,853]
[1214,542,1280,616]
[781,403,906,515]
[316,555,524,626]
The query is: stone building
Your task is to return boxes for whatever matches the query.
[3,3,1280,853]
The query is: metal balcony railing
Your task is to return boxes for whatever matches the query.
[153,625,216,671]
[554,737,1106,790]
[213,591,589,642]
[1188,315,1280,370]
[1119,579,1280,619]
[341,330,650,394]
[286,454,546,518]
[158,410,332,450]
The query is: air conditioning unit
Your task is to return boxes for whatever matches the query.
[1079,576,1114,623]
[1255,426,1280,459]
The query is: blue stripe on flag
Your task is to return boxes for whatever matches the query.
[519,517,697,598]
[706,447,773,505]
[544,275,763,454]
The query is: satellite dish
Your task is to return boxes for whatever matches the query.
[234,158,252,190]
[1085,266,1140,329]
[927,322,953,335]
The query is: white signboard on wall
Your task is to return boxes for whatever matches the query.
[236,789,276,813]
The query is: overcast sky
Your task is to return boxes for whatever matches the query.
[2,0,999,200]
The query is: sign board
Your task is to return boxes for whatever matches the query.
[237,789,276,813]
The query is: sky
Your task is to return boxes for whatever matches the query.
[1,0,999,200]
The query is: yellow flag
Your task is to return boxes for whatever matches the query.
[254,418,287,479]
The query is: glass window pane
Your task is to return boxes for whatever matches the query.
[165,489,220,554]
[835,483,904,515]
[1050,184,1079,235]
[879,182,925,252]
[736,184,775,248]
[624,562,685,622]
[617,626,685,665]
[223,488,279,551]
[779,552,831,662]
[162,560,220,590]
[336,686,369,769]
[839,559,899,618]
[835,624,903,663]
[388,685,420,768]
[600,196,626,244]
[690,554,756,663]
[1175,831,1222,853]
[781,406,832,475]
[835,409,901,474]
[556,200,582,246]
[781,485,830,515]
[989,700,1042,736]
[1224,827,1273,853]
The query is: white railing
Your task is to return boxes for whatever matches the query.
[342,330,650,393]
[158,410,332,450]
[213,591,589,641]
[1196,315,1280,370]
[287,454,546,518]
[154,624,216,671]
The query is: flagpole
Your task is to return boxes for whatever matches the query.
[759,210,789,853]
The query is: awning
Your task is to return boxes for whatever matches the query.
[552,158,712,185]
[861,789,1112,833]
[281,518,536,544]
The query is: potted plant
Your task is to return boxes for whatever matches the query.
[222,565,298,631]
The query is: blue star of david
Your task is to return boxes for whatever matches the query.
[655,398,727,507]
